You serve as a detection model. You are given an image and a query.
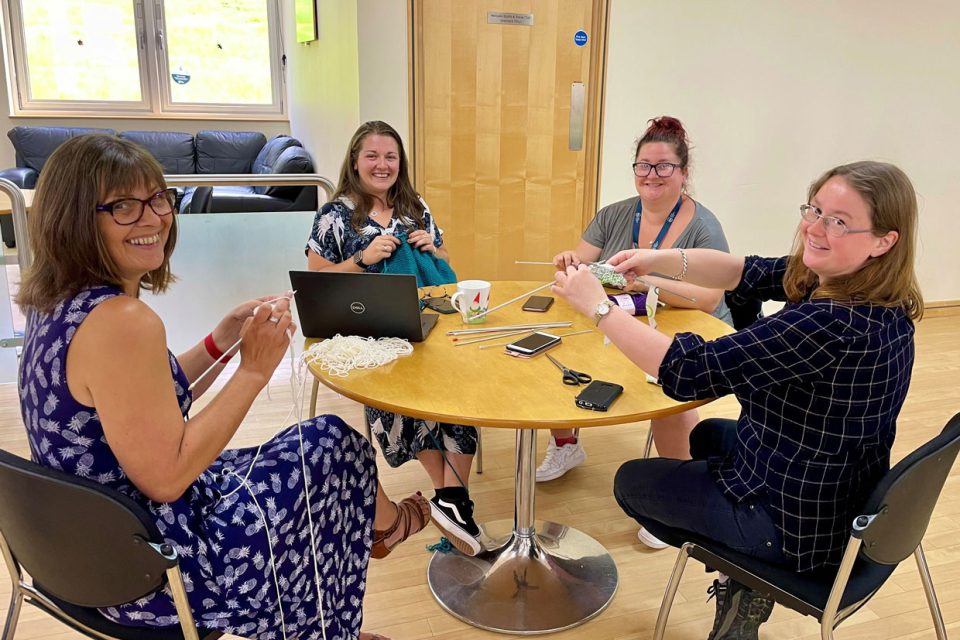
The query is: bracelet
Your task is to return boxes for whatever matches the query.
[670,248,688,281]
[204,332,233,363]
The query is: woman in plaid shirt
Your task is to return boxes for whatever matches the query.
[553,161,922,639]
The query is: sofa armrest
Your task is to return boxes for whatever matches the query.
[0,167,39,188]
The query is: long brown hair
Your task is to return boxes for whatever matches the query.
[783,161,923,319]
[333,120,425,231]
[16,134,177,313]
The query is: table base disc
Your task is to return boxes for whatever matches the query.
[427,519,618,634]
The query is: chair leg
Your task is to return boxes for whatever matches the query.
[642,427,654,459]
[476,428,483,474]
[2,590,23,640]
[166,565,201,640]
[915,543,948,640]
[653,543,692,640]
[309,378,319,419]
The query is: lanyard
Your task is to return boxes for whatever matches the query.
[632,196,684,250]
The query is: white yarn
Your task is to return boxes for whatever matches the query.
[303,334,413,377]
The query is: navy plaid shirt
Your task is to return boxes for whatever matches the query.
[658,256,915,571]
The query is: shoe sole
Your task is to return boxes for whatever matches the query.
[429,502,482,556]
[637,527,670,550]
[535,449,587,482]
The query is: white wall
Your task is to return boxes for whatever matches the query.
[602,0,960,302]
[283,0,361,182]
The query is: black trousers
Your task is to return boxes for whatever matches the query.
[613,418,788,565]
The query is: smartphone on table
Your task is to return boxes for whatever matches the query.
[522,295,554,312]
[575,381,624,411]
[505,331,561,358]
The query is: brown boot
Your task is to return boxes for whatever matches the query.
[371,492,430,559]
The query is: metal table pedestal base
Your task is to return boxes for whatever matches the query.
[427,518,618,634]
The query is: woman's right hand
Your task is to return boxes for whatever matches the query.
[608,249,658,279]
[237,297,295,384]
[361,234,402,265]
[553,250,582,270]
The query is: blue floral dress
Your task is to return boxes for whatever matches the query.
[305,197,478,467]
[19,286,377,639]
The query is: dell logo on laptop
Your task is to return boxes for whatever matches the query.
[350,301,366,314]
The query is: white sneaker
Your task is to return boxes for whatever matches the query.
[535,437,587,482]
[637,526,670,550]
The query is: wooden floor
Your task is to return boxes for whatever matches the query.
[2,316,960,639]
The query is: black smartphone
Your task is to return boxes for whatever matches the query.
[575,380,624,411]
[505,331,561,357]
[522,295,554,312]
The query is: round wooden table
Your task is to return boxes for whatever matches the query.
[307,281,733,634]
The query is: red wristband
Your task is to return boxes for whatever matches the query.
[204,333,233,363]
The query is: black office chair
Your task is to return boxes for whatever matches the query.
[0,449,222,640]
[650,411,960,640]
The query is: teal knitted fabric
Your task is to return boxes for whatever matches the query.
[381,229,457,287]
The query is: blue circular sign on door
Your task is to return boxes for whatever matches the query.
[574,30,588,47]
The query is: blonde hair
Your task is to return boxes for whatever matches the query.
[16,134,177,313]
[783,161,923,319]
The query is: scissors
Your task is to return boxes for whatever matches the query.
[545,354,592,386]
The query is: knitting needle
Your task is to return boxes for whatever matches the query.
[477,328,595,350]
[469,281,555,321]
[514,260,555,265]
[446,321,572,336]
[514,259,697,303]
[187,293,296,392]
[453,328,535,346]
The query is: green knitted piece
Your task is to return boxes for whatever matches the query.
[589,262,627,289]
[381,229,457,288]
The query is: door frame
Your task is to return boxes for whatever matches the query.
[407,0,610,229]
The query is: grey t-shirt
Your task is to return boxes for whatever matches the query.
[582,195,733,325]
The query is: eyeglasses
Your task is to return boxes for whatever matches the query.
[95,188,177,226]
[632,161,681,178]
[420,287,456,314]
[799,204,874,238]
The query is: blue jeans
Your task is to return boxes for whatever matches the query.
[613,418,788,565]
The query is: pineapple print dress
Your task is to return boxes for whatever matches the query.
[19,286,377,639]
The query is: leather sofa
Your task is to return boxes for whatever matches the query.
[0,126,318,247]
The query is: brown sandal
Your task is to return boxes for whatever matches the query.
[371,492,430,559]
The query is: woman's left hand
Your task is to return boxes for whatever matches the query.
[407,230,437,253]
[209,292,293,355]
[552,265,608,317]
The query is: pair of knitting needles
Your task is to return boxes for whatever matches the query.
[452,323,572,347]
[514,260,696,303]
[187,293,296,392]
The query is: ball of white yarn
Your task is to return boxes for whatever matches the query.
[304,334,413,377]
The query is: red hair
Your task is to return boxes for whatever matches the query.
[635,116,691,168]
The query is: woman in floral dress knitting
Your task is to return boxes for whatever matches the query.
[16,133,425,640]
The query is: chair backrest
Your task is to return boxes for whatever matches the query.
[857,411,960,565]
[725,291,763,330]
[0,449,174,607]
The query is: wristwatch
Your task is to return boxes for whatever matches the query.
[593,299,615,326]
[353,249,368,268]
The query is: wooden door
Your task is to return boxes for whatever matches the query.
[413,0,608,281]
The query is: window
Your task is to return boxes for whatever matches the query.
[2,0,285,118]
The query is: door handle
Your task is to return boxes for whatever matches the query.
[569,82,585,151]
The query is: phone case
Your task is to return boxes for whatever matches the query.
[522,296,555,312]
[505,332,561,355]
[574,381,624,411]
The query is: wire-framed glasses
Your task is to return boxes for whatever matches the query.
[95,188,177,226]
[420,286,456,314]
[799,204,874,238]
[632,161,681,178]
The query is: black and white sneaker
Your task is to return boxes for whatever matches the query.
[429,488,482,556]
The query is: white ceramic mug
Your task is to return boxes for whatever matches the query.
[450,279,491,324]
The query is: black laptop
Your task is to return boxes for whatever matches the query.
[290,271,440,342]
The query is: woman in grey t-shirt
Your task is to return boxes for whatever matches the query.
[538,116,733,550]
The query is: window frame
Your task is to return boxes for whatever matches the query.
[1,0,286,119]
